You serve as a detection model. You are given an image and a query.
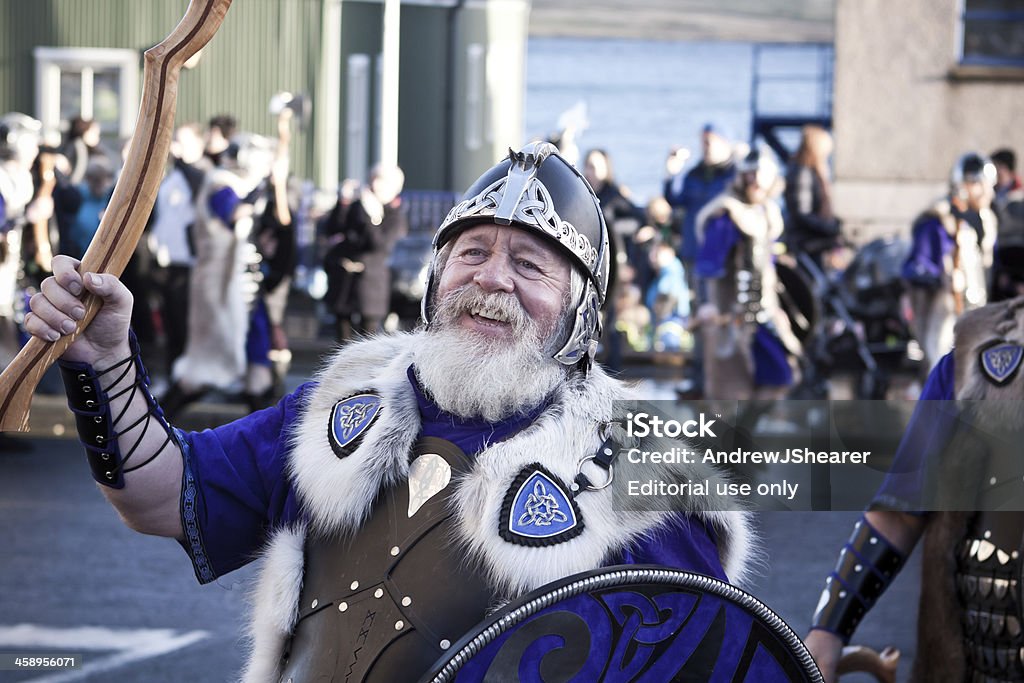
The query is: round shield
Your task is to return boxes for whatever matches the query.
[421,565,822,683]
[775,255,820,344]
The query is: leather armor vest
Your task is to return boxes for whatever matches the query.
[950,296,1024,682]
[277,438,493,682]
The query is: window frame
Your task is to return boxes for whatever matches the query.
[33,47,140,139]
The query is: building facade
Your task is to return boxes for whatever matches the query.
[831,0,1024,240]
[0,0,530,191]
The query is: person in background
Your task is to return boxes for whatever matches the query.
[783,125,842,268]
[64,158,115,260]
[161,133,275,419]
[583,148,642,371]
[59,117,114,186]
[665,124,736,396]
[338,164,407,337]
[645,241,690,328]
[695,148,799,400]
[901,152,998,371]
[992,148,1022,207]
[204,114,238,168]
[148,123,208,379]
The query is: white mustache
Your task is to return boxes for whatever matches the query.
[435,286,534,335]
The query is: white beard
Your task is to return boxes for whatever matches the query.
[414,287,567,421]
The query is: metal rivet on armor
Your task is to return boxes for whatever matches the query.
[350,580,359,591]
[86,400,95,408]
[990,477,998,486]
[311,599,318,609]
[838,590,847,599]
[985,530,992,539]
[82,385,92,393]
[77,373,87,381]
[869,537,878,545]
[96,435,105,444]
[395,620,404,630]
[338,602,348,612]
[101,453,110,461]
[1014,551,1020,560]
[94,416,103,424]
[854,564,862,572]
[105,471,114,479]
[402,596,412,607]
[440,639,451,649]
[374,588,383,599]
[390,546,400,556]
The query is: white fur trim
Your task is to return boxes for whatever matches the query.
[241,524,306,683]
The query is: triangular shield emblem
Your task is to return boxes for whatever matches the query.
[328,392,382,459]
[980,343,1023,386]
[499,464,584,546]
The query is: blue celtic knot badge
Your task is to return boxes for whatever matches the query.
[500,464,584,546]
[980,342,1023,386]
[328,393,383,459]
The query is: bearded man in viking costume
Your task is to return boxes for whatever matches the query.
[902,152,998,372]
[694,148,801,400]
[25,143,758,682]
[806,268,1024,681]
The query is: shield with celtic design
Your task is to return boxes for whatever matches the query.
[421,565,822,683]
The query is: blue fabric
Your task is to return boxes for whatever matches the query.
[695,212,742,279]
[69,184,113,258]
[0,192,6,230]
[617,513,727,581]
[666,163,735,262]
[871,352,957,512]
[178,374,731,584]
[246,297,272,367]
[752,325,793,387]
[208,186,241,226]
[645,257,691,319]
[177,384,311,581]
[901,216,952,289]
[408,365,549,456]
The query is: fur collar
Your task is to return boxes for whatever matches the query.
[287,331,752,587]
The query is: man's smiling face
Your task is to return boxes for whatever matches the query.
[434,223,571,344]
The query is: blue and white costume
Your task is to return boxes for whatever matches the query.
[173,332,754,680]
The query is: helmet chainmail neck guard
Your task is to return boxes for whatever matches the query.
[422,141,610,369]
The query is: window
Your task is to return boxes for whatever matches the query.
[34,47,139,140]
[960,0,1024,67]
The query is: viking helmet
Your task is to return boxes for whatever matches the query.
[951,152,997,190]
[421,141,610,368]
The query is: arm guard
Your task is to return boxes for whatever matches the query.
[58,331,173,488]
[810,515,906,643]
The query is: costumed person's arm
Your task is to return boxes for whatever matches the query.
[804,352,957,682]
[24,255,183,539]
[24,255,306,584]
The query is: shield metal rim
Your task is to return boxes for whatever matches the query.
[423,564,823,683]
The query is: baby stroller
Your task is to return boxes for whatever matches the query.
[779,238,919,399]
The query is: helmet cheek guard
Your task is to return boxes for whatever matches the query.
[421,142,610,369]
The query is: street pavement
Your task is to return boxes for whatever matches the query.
[0,347,923,682]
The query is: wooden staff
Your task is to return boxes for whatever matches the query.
[0,0,233,432]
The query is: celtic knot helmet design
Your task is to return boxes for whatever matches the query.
[422,142,610,370]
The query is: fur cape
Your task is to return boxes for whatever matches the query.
[912,295,1024,683]
[241,332,756,682]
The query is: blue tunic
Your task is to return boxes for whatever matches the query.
[696,212,793,387]
[901,216,952,289]
[176,371,729,585]
[871,352,957,512]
